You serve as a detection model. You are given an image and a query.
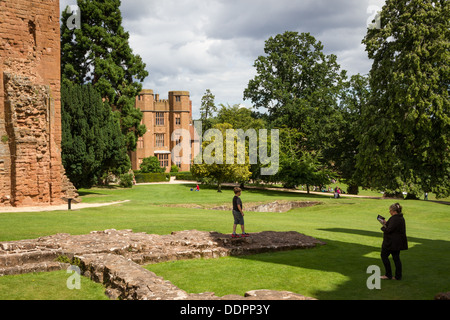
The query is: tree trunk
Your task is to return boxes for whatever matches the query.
[348,184,359,195]
[383,192,404,199]
[405,193,419,200]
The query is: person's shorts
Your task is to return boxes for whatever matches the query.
[232,210,244,225]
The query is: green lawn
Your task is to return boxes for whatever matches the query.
[0,271,109,300]
[0,184,448,300]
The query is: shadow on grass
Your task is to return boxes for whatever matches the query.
[178,183,336,201]
[233,228,450,300]
[78,185,124,197]
[77,190,107,197]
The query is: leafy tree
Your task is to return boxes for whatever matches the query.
[244,31,347,153]
[359,0,449,198]
[191,123,252,192]
[211,104,273,184]
[61,0,148,151]
[279,152,331,194]
[213,104,266,131]
[199,89,217,133]
[61,81,130,189]
[140,156,165,174]
[119,173,133,188]
[275,128,333,193]
[325,74,371,194]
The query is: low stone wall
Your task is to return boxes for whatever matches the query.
[0,229,324,300]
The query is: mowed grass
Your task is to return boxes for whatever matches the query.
[0,184,448,300]
[0,271,109,300]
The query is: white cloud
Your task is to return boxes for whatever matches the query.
[60,0,386,119]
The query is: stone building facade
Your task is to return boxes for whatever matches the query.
[0,0,76,206]
[130,90,196,173]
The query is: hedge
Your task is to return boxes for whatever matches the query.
[134,173,171,183]
[175,172,195,181]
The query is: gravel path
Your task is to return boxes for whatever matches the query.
[0,200,130,213]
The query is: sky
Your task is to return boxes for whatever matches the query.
[60,0,386,119]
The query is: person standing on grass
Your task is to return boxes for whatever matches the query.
[380,203,408,280]
[232,187,249,238]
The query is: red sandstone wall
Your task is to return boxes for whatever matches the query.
[0,0,68,206]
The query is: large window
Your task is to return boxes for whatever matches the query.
[137,137,144,149]
[158,154,169,168]
[156,112,164,126]
[155,134,165,147]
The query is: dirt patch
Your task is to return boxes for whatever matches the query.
[158,201,320,213]
[0,200,130,213]
[157,203,206,209]
[211,200,320,213]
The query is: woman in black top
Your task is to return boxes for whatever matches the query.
[380,203,408,280]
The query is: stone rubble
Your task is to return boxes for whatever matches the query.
[0,229,325,300]
[435,292,450,300]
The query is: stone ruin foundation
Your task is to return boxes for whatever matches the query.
[0,229,325,300]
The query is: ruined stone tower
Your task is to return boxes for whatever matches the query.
[0,0,76,206]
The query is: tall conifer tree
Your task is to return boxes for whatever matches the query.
[61,82,130,189]
[61,0,148,151]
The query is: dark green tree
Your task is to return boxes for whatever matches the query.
[244,31,347,153]
[61,81,130,189]
[359,0,449,198]
[61,0,148,152]
[325,74,371,194]
[199,89,217,133]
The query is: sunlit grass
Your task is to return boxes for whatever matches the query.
[0,184,448,300]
